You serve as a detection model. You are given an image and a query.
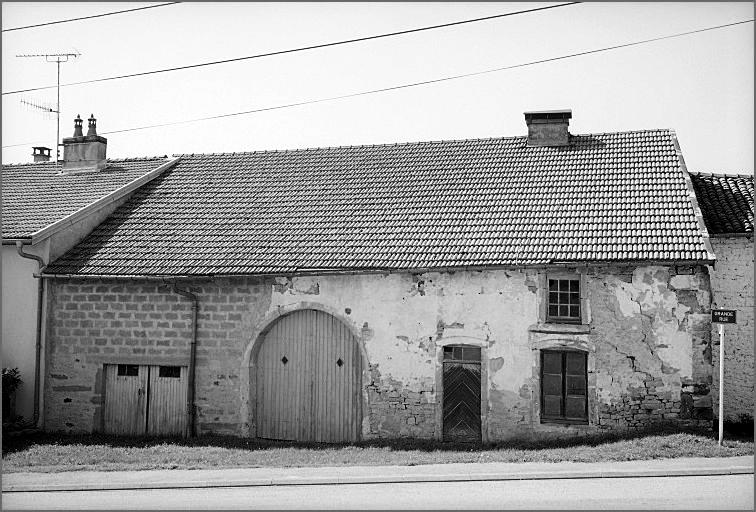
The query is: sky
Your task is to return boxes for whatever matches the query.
[1,2,753,174]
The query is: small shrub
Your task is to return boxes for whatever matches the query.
[2,368,22,421]
[2,367,22,393]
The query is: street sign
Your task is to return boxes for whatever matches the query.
[712,310,737,324]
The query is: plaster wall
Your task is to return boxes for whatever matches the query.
[1,241,49,421]
[43,265,714,440]
[709,235,754,422]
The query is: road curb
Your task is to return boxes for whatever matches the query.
[4,465,753,492]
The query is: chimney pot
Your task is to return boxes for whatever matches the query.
[86,114,97,136]
[73,114,84,137]
[524,109,572,147]
[32,146,51,162]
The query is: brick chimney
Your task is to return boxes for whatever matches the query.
[524,110,572,147]
[61,114,107,171]
[32,146,51,162]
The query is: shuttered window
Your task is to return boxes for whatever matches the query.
[540,350,588,423]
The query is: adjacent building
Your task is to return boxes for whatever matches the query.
[1,115,177,424]
[690,172,754,425]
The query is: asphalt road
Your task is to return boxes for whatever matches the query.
[4,474,753,510]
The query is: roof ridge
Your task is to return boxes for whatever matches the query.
[2,155,170,168]
[107,156,170,162]
[168,128,675,159]
[0,161,60,167]
[689,171,754,178]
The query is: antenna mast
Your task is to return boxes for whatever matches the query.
[16,51,80,163]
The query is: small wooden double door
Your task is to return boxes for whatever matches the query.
[256,309,362,443]
[103,364,188,436]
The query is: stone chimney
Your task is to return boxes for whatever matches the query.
[32,146,51,162]
[524,110,572,147]
[62,114,107,171]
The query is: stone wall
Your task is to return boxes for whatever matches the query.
[709,235,754,422]
[44,278,270,434]
[44,264,714,440]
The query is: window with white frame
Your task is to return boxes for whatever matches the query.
[547,277,581,323]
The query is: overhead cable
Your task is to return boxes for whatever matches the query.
[1,2,580,95]
[2,2,181,32]
[3,18,752,148]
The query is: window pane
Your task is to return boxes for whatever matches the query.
[569,292,580,305]
[543,396,562,417]
[159,366,181,378]
[117,364,138,376]
[543,374,563,396]
[565,396,587,419]
[549,280,558,291]
[443,346,454,360]
[566,375,586,395]
[560,280,570,291]
[548,304,559,317]
[542,351,562,374]
[569,305,580,318]
[453,346,463,360]
[559,305,569,317]
[569,280,579,292]
[462,347,480,361]
[549,292,558,304]
[559,292,569,304]
[566,352,586,375]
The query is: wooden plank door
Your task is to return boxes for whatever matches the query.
[442,345,481,442]
[256,310,314,441]
[256,309,361,442]
[311,310,361,443]
[103,364,148,435]
[147,365,188,436]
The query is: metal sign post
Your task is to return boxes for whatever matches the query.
[711,309,736,446]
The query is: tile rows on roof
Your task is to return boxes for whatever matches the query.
[689,172,754,234]
[44,130,714,276]
[1,157,170,238]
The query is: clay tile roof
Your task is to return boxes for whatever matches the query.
[2,157,171,239]
[689,172,754,234]
[44,130,714,277]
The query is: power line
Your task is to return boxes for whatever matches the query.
[3,18,752,149]
[2,2,181,32]
[1,2,580,96]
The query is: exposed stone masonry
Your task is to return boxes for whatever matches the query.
[366,365,435,438]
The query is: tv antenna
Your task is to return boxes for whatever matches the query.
[20,97,57,119]
[16,51,80,163]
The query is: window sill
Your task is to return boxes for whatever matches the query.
[529,323,591,335]
[540,418,590,426]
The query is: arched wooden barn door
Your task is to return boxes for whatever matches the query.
[256,309,361,442]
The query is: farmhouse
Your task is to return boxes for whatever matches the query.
[1,115,177,424]
[689,172,754,425]
[30,110,722,442]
